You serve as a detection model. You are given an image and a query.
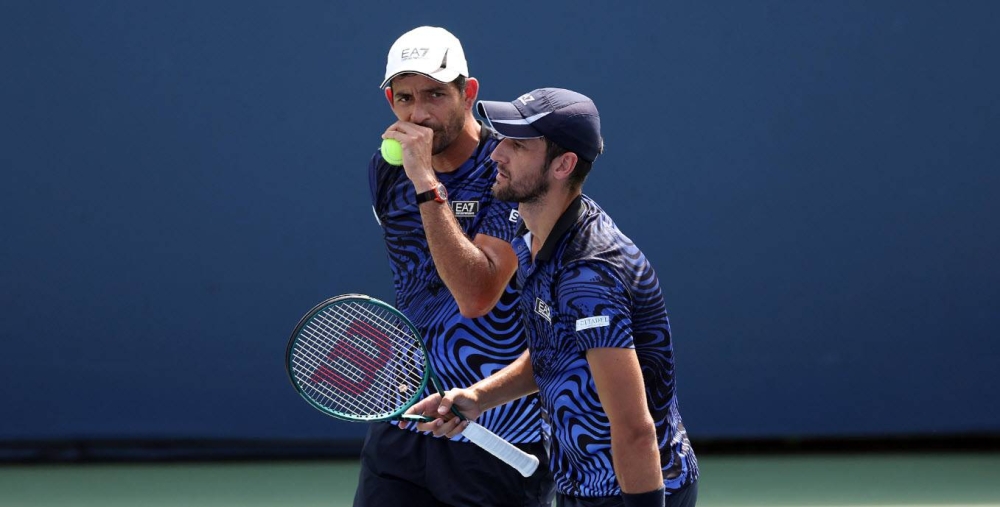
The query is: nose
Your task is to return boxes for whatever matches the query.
[491,139,510,163]
[409,100,432,125]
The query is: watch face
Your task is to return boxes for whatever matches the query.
[417,183,448,204]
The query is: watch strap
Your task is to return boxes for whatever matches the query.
[416,183,446,204]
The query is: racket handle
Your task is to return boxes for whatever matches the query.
[462,421,540,477]
[401,414,435,423]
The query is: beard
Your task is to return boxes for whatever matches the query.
[427,106,467,155]
[493,162,550,204]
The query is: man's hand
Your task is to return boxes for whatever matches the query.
[383,121,438,192]
[398,388,482,438]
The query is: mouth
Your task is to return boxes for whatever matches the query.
[419,123,443,134]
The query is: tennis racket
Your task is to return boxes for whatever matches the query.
[285,293,539,477]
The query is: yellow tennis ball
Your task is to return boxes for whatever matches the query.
[381,138,403,166]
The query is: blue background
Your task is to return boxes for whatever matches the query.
[2,1,998,449]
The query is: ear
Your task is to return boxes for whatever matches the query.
[463,77,480,110]
[384,87,393,107]
[551,152,579,182]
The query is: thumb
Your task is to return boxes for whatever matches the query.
[437,393,454,416]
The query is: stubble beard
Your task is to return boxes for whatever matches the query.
[493,163,549,204]
[430,106,467,155]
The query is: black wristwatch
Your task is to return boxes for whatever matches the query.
[415,182,448,204]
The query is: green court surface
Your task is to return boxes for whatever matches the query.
[1,453,998,506]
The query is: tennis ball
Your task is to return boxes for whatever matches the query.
[381,138,403,166]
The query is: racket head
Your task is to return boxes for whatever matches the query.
[285,294,431,422]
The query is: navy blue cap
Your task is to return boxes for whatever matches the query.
[477,88,603,162]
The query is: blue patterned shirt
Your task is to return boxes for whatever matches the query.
[512,195,697,497]
[368,126,546,444]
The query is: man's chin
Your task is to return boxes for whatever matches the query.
[494,188,517,203]
[431,130,456,155]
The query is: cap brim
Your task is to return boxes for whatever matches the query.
[477,100,546,139]
[380,67,462,89]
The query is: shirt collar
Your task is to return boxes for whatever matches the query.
[478,120,496,148]
[517,195,585,262]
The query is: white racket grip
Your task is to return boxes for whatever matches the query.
[462,421,540,477]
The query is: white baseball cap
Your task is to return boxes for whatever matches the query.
[380,26,469,89]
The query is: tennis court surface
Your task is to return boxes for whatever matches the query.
[2,453,998,506]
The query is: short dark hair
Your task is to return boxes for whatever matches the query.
[545,138,593,189]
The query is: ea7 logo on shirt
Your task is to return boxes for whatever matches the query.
[534,298,552,323]
[450,200,479,218]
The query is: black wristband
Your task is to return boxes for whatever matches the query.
[622,487,665,507]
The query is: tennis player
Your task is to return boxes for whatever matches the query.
[406,88,699,507]
[355,27,554,507]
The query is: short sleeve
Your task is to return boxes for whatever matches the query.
[555,261,634,351]
[474,196,520,243]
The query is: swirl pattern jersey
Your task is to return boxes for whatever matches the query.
[512,195,698,497]
[367,129,546,444]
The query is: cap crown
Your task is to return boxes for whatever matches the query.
[381,26,468,89]
[478,88,603,162]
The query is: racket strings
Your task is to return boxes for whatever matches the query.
[294,312,417,416]
[291,301,426,418]
[310,318,389,386]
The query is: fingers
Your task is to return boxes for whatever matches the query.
[397,410,465,437]
[443,419,471,439]
[432,390,473,437]
[436,394,455,417]
[396,393,458,436]
[381,121,433,143]
[397,393,441,429]
[381,122,435,180]
[415,414,468,438]
[417,394,460,437]
[395,390,475,438]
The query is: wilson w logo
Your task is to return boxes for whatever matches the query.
[309,320,391,395]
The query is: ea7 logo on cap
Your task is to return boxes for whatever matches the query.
[534,298,552,323]
[450,200,479,218]
[517,93,536,105]
[400,48,430,60]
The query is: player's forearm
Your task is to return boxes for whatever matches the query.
[419,201,509,316]
[470,350,537,412]
[611,421,664,494]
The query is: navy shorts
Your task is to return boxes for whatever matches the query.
[555,481,698,507]
[353,422,555,507]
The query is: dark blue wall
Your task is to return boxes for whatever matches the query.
[2,1,998,446]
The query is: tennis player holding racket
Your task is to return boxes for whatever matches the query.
[405,89,699,507]
[355,27,553,507]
